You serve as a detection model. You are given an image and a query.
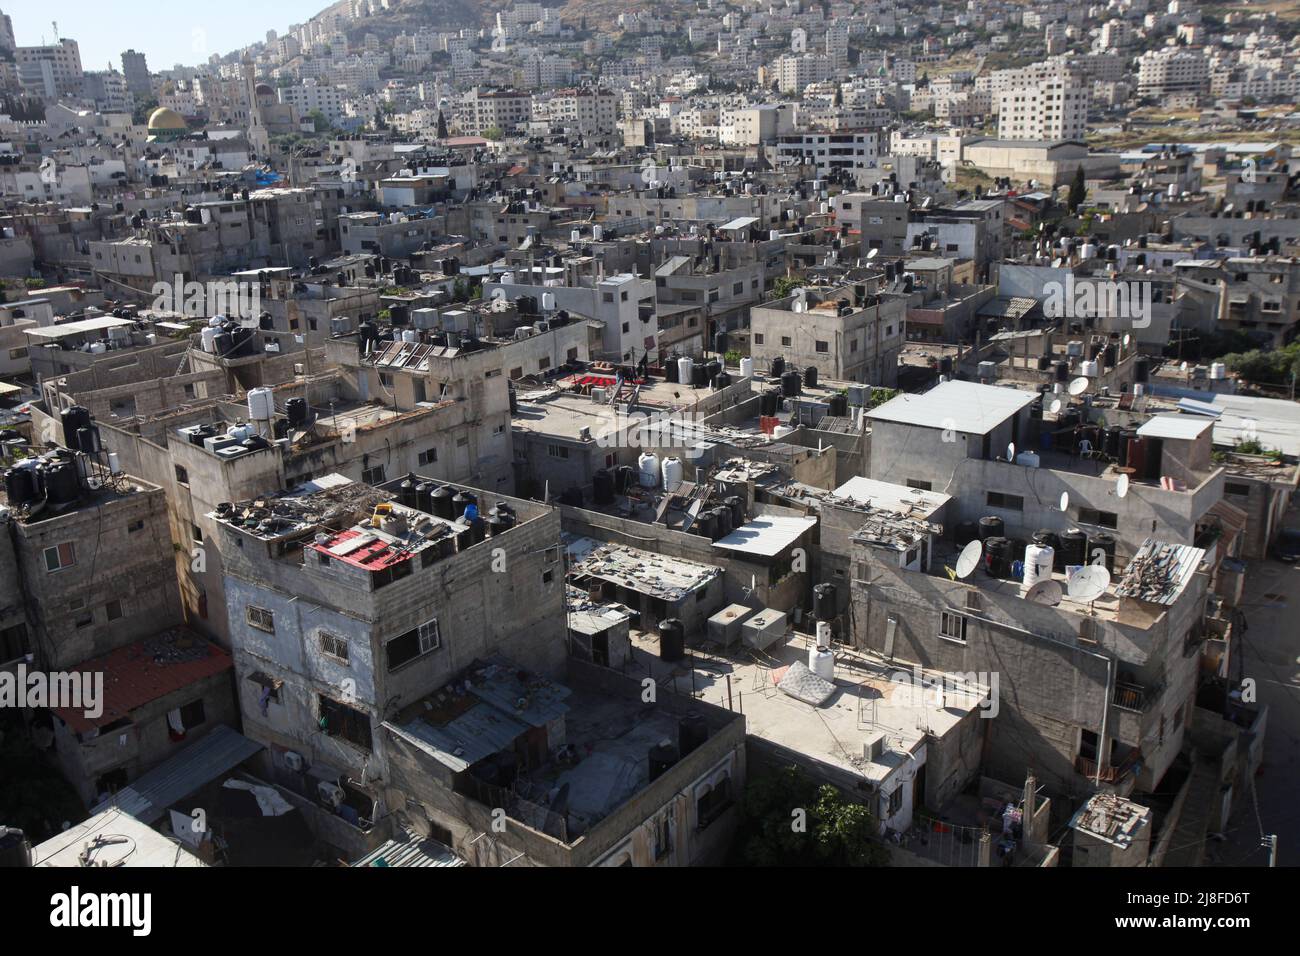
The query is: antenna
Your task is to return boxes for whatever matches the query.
[955,540,983,579]
[1025,579,1063,606]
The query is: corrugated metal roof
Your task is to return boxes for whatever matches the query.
[390,702,529,773]
[713,514,818,557]
[1137,414,1214,441]
[1114,538,1205,606]
[353,829,465,867]
[867,380,1036,435]
[90,725,263,823]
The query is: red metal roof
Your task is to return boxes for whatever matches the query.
[310,527,413,571]
[53,635,233,735]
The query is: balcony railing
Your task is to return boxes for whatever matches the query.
[1112,681,1148,712]
[1075,750,1143,784]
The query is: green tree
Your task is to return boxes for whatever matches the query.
[436,109,448,139]
[1068,165,1087,213]
[771,276,803,300]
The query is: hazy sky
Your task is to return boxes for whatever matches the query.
[9,0,329,73]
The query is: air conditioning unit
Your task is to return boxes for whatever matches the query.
[317,781,345,808]
[283,751,304,773]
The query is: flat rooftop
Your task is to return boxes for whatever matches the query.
[867,380,1036,435]
[566,537,722,602]
[630,630,986,785]
[34,808,206,868]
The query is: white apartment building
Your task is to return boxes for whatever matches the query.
[773,54,832,95]
[280,79,346,124]
[1137,48,1209,97]
[532,88,619,136]
[997,73,1088,142]
[719,104,794,146]
[459,87,532,135]
[774,131,880,181]
[17,39,83,96]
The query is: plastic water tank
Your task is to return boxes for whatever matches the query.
[1015,450,1041,468]
[809,645,835,681]
[247,387,275,422]
[201,327,218,352]
[677,356,694,387]
[661,456,684,490]
[638,452,660,488]
[658,618,685,661]
[1210,362,1227,380]
[1080,359,1099,377]
[739,357,754,378]
[1023,544,1055,590]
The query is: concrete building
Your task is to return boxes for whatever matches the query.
[16,39,83,97]
[749,284,905,385]
[997,74,1088,142]
[121,49,151,98]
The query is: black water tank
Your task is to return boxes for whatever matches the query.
[431,485,455,519]
[452,491,475,518]
[984,537,1011,578]
[593,469,615,505]
[956,521,979,545]
[978,516,1005,541]
[781,369,802,397]
[61,405,92,449]
[814,582,837,620]
[467,515,486,545]
[1102,426,1123,460]
[1054,360,1070,383]
[771,355,785,379]
[1059,528,1088,569]
[658,619,685,662]
[76,426,100,455]
[725,496,744,528]
[804,365,818,388]
[1091,532,1117,572]
[713,370,731,390]
[42,460,80,504]
[713,330,728,355]
[665,355,680,383]
[1134,357,1150,383]
[691,361,709,388]
[389,304,410,326]
[486,515,510,537]
[415,481,433,513]
[760,388,781,417]
[694,509,717,540]
[649,741,679,781]
[678,713,708,756]
[0,827,32,867]
[940,355,954,377]
[1037,354,1053,371]
[1144,437,1164,481]
[399,474,418,507]
[3,465,39,507]
[286,397,308,427]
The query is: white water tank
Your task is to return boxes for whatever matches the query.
[661,456,684,489]
[542,292,555,312]
[107,452,121,475]
[402,329,419,343]
[1080,359,1099,377]
[208,316,224,328]
[201,327,218,352]
[637,452,660,488]
[739,357,754,378]
[1080,242,1097,259]
[592,224,603,241]
[571,229,581,243]
[1015,450,1041,468]
[1210,362,1227,380]
[247,387,275,422]
[227,422,253,441]
[677,356,693,385]
[816,621,832,645]
[772,424,795,440]
[809,644,835,681]
[1023,544,1055,590]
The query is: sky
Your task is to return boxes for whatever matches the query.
[9,0,329,74]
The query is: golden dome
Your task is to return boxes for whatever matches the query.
[147,107,187,131]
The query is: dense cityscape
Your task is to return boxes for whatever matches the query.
[0,0,1294,903]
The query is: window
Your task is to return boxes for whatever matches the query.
[418,447,438,466]
[939,611,968,643]
[697,776,732,829]
[191,524,203,543]
[319,695,372,751]
[986,491,1024,511]
[753,333,764,345]
[654,814,673,860]
[180,699,206,729]
[386,619,440,670]
[174,465,189,485]
[105,600,124,622]
[44,542,76,572]
[320,631,349,662]
[887,786,903,817]
[75,612,93,629]
[906,479,933,491]
[538,356,551,371]
[1077,507,1118,529]
[1224,482,1251,498]
[362,465,386,484]
[781,336,791,347]
[815,340,829,353]
[542,569,554,585]
[246,605,275,633]
[547,444,569,459]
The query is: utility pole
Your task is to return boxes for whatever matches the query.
[1262,834,1277,867]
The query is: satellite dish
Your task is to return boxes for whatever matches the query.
[1007,442,1016,461]
[1059,491,1070,512]
[955,540,983,579]
[1116,473,1130,498]
[1047,397,1063,415]
[1123,333,1131,347]
[1068,377,1090,396]
[1068,565,1111,603]
[866,247,880,259]
[1025,579,1063,606]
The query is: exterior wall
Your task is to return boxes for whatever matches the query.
[749,294,905,385]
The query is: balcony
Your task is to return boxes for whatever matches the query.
[1112,681,1148,712]
[1075,750,1143,784]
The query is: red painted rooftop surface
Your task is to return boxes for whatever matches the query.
[53,636,233,735]
[310,527,414,571]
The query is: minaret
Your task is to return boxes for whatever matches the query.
[241,56,270,160]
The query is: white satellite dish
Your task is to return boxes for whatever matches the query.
[1068,377,1090,396]
[866,247,880,259]
[1007,442,1016,461]
[1047,397,1063,415]
[1122,333,1131,348]
[1116,472,1130,498]
[1059,491,1070,512]
[1025,579,1063,607]
[955,540,983,579]
[1068,565,1111,603]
